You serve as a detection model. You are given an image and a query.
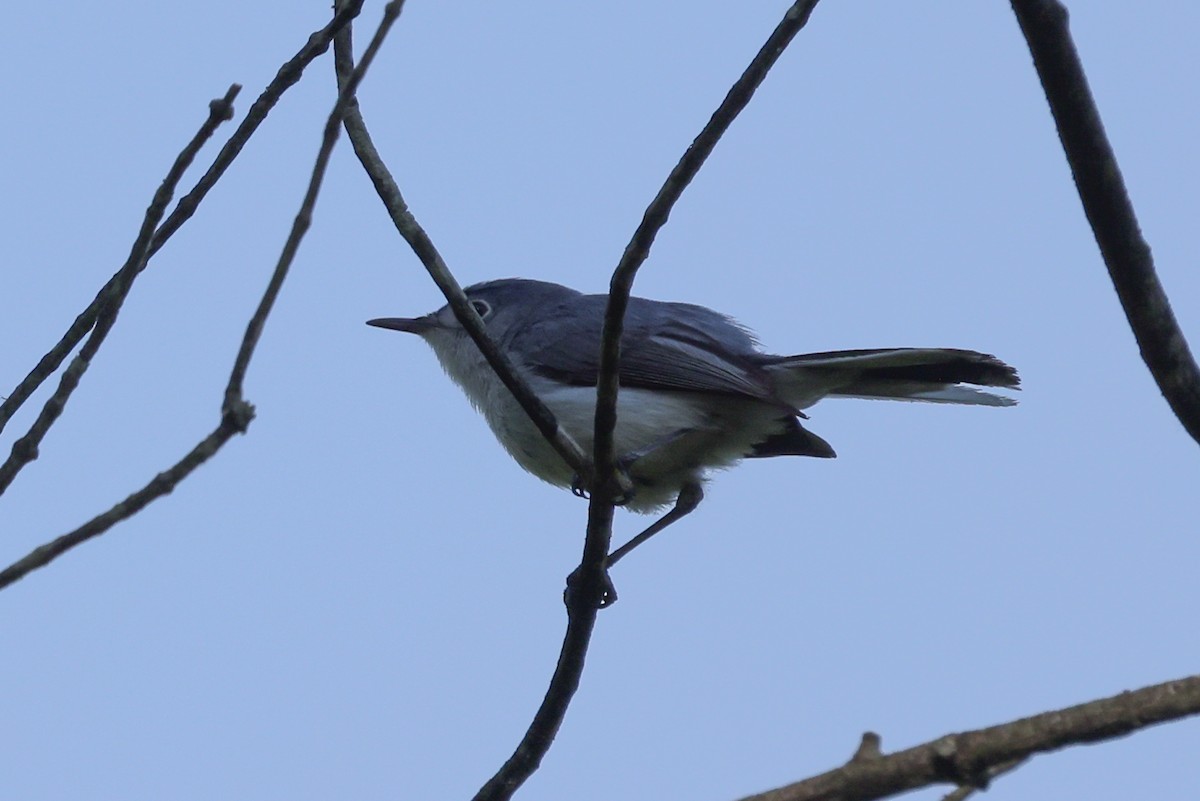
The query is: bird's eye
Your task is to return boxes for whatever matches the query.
[471,300,491,318]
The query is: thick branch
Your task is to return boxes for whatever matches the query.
[736,674,1200,801]
[331,4,589,481]
[0,0,366,437]
[1010,0,1200,445]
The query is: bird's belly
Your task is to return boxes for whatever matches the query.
[483,383,786,512]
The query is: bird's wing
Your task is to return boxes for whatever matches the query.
[510,296,777,400]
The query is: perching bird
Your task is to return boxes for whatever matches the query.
[369,278,1018,602]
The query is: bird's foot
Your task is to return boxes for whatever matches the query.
[564,563,618,609]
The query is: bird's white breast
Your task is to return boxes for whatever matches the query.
[422,327,783,511]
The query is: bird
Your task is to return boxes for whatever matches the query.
[369,278,1018,603]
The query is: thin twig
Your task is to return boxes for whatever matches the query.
[0,87,239,499]
[0,404,253,591]
[0,1,398,589]
[592,0,822,487]
[226,0,401,411]
[151,0,365,258]
[558,11,830,788]
[331,12,615,788]
[1010,0,1200,445]
[330,8,601,800]
[330,2,590,481]
[470,549,603,801]
[0,0,366,437]
[587,0,822,583]
[736,674,1200,801]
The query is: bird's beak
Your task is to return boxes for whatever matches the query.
[366,315,437,335]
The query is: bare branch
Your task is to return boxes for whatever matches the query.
[0,87,239,500]
[0,1,399,589]
[329,10,601,800]
[470,586,601,801]
[736,674,1200,801]
[555,0,825,737]
[469,4,832,800]
[151,0,365,256]
[1010,0,1200,445]
[0,0,366,437]
[331,2,590,481]
[583,0,824,611]
[591,0,822,495]
[466,506,612,801]
[0,403,253,591]
[225,0,401,411]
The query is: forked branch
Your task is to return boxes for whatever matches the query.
[0,1,396,590]
[0,1,367,439]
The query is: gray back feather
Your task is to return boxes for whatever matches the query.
[467,279,778,401]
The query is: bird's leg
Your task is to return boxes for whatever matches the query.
[608,481,704,568]
[565,430,703,608]
[564,482,704,609]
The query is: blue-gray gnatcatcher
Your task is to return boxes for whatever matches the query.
[369,278,1018,601]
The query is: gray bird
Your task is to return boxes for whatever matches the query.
[369,278,1018,601]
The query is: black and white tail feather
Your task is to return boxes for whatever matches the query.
[762,347,1019,409]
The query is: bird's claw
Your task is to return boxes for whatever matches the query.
[570,467,636,506]
[564,564,619,609]
[570,475,590,499]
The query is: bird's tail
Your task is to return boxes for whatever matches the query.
[760,348,1020,409]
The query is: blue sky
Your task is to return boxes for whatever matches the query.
[2,2,1197,800]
